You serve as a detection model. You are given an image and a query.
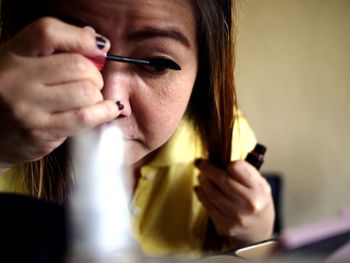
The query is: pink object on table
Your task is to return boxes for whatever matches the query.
[279,207,350,250]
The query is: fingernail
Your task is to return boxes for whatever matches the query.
[96,36,107,49]
[116,101,124,111]
[194,158,202,167]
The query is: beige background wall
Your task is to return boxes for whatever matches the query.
[235,0,350,227]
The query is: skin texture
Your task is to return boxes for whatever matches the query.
[0,18,119,172]
[54,0,199,166]
[0,0,274,245]
[195,159,274,243]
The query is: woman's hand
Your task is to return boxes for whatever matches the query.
[0,17,120,172]
[194,159,275,245]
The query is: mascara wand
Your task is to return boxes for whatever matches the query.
[89,54,181,71]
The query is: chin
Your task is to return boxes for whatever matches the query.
[122,140,148,166]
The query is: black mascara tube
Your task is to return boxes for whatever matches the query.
[245,143,267,170]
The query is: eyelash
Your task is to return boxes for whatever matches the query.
[138,57,181,75]
[141,64,167,74]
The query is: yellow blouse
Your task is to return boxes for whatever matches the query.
[0,115,256,258]
[130,117,256,257]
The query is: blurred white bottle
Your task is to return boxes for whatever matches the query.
[69,124,142,263]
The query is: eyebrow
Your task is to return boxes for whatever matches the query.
[126,27,191,48]
[53,13,192,48]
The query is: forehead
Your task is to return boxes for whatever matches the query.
[53,0,197,39]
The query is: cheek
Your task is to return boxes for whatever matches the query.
[136,73,196,147]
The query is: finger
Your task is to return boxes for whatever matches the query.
[194,186,234,236]
[195,159,249,200]
[227,160,264,189]
[198,175,228,216]
[34,53,103,86]
[195,160,269,213]
[8,17,110,57]
[194,186,228,222]
[39,80,104,112]
[227,162,274,213]
[198,175,249,216]
[83,26,96,34]
[48,100,120,137]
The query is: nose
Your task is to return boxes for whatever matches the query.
[101,64,133,117]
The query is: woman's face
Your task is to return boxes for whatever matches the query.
[54,0,198,165]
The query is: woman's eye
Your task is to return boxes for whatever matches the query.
[139,57,181,74]
[141,64,168,73]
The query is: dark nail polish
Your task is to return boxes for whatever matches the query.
[96,36,106,49]
[116,101,124,111]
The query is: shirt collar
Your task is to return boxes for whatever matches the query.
[147,119,203,167]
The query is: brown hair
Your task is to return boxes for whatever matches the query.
[190,0,235,168]
[190,0,237,253]
[1,0,238,253]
